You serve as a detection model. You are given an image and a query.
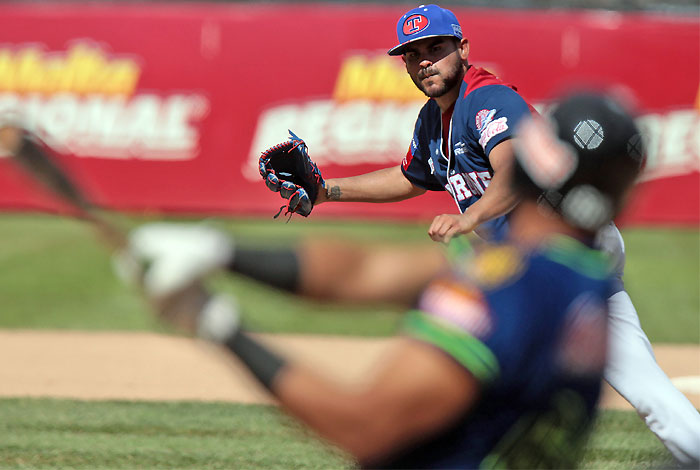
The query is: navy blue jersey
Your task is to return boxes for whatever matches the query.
[382,235,611,469]
[401,66,533,240]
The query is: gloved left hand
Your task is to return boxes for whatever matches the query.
[259,130,324,217]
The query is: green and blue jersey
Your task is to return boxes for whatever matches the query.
[384,236,611,469]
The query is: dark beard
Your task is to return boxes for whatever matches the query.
[413,59,464,98]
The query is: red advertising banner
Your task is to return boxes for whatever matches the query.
[0,3,697,224]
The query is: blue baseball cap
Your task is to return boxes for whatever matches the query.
[387,4,463,56]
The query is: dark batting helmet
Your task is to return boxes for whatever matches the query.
[512,91,645,232]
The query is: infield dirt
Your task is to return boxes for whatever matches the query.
[0,330,698,410]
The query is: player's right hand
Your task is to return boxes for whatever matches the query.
[428,213,478,243]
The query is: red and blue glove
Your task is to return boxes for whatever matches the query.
[259,131,324,217]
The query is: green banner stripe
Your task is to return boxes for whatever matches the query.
[403,310,500,382]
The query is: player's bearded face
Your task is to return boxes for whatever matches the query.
[405,40,464,98]
[413,55,462,98]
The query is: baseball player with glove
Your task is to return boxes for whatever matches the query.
[254,4,700,465]
[132,92,644,468]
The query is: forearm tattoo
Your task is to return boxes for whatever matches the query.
[326,185,342,201]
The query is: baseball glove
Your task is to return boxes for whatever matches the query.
[259,130,324,217]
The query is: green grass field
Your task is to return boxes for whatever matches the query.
[0,213,697,469]
[0,213,698,341]
[0,398,676,470]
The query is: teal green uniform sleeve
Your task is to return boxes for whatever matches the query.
[403,308,500,384]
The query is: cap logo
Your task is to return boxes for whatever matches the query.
[403,14,430,35]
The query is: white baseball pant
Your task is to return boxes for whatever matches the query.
[596,223,700,465]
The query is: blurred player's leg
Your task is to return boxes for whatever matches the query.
[295,239,445,305]
[227,246,299,292]
[598,225,700,465]
[228,237,447,305]
[606,291,700,465]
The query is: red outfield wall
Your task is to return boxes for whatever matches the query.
[0,3,697,224]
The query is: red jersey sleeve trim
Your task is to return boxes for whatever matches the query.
[462,66,537,116]
[462,66,513,97]
[402,146,413,170]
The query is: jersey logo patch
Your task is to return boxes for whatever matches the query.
[403,14,429,35]
[475,109,496,131]
[418,278,492,338]
[478,116,509,149]
[469,245,524,287]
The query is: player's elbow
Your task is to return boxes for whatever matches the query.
[330,394,412,465]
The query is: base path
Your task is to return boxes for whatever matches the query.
[1,330,698,410]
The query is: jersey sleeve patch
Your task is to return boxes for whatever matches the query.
[478,116,509,150]
[417,277,493,338]
[403,310,500,383]
[475,108,497,131]
[467,84,533,157]
[468,245,525,288]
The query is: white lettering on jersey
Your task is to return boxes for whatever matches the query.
[467,172,483,194]
[449,174,472,201]
[449,172,495,200]
[477,171,492,190]
[478,116,509,150]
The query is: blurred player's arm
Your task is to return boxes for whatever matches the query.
[315,166,426,204]
[124,224,448,306]
[227,333,478,465]
[428,140,520,242]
